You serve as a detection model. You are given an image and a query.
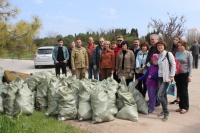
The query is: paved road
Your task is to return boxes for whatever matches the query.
[1,59,200,133]
[0,59,55,74]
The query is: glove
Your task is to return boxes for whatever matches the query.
[93,65,97,70]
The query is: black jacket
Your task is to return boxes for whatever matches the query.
[145,46,159,65]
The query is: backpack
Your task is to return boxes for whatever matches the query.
[166,52,182,75]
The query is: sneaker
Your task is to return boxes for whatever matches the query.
[148,109,154,114]
[170,100,179,104]
[157,112,164,117]
[162,114,170,122]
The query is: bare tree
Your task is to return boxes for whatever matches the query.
[150,13,187,50]
[45,31,58,46]
[0,0,19,21]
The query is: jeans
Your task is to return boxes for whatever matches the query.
[158,77,169,114]
[88,64,99,80]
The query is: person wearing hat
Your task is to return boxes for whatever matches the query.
[116,41,135,85]
[136,53,159,114]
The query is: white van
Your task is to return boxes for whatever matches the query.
[34,46,55,68]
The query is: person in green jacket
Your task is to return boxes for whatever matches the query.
[52,39,69,77]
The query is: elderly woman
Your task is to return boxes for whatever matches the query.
[99,41,115,81]
[135,42,149,97]
[156,40,176,122]
[175,40,192,114]
[116,41,135,85]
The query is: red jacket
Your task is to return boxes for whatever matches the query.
[99,49,115,70]
[114,46,122,58]
[86,44,96,65]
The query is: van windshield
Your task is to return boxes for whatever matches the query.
[37,49,53,54]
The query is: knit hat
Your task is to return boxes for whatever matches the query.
[151,54,158,61]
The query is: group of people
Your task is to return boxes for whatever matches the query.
[52,34,195,122]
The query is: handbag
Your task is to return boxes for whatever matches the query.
[167,82,176,96]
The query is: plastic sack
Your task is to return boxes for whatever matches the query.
[167,82,176,96]
[65,76,79,109]
[128,81,148,115]
[0,91,3,113]
[57,85,77,121]
[103,77,118,115]
[45,77,60,116]
[14,83,34,115]
[78,79,93,121]
[116,77,138,122]
[35,79,51,110]
[0,67,3,85]
[3,77,23,115]
[91,83,114,124]
[25,71,53,92]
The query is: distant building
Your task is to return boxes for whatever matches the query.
[187,28,200,42]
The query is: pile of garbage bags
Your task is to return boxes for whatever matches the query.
[0,69,149,124]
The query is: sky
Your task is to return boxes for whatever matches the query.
[9,0,200,38]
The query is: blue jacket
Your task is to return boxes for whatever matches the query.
[93,45,103,67]
[52,46,69,63]
[135,50,148,74]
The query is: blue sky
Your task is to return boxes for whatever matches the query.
[9,0,200,38]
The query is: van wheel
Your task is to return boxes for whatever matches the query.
[35,65,39,69]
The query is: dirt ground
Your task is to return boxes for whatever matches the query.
[64,68,200,133]
[1,59,200,133]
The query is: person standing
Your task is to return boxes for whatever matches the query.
[135,42,149,97]
[145,34,159,67]
[113,35,124,83]
[189,40,200,69]
[52,39,69,77]
[136,54,159,113]
[92,37,105,80]
[71,38,88,79]
[170,36,181,104]
[99,41,115,81]
[67,41,75,76]
[130,38,141,59]
[156,40,176,122]
[145,34,160,106]
[111,41,117,50]
[86,37,97,79]
[171,36,181,56]
[175,40,193,114]
[116,41,135,85]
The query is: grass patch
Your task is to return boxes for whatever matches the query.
[2,53,35,60]
[0,111,88,133]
